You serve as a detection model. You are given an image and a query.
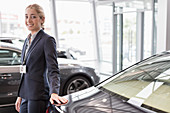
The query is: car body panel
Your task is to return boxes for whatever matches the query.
[61,87,154,113]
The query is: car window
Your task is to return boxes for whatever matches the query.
[57,51,67,59]
[102,53,170,113]
[0,49,21,65]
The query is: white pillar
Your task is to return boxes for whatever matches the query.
[136,12,144,62]
[49,0,59,48]
[91,0,100,62]
[157,0,170,53]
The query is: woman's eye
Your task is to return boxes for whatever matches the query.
[25,16,28,19]
[31,16,36,19]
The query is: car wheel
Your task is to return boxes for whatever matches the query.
[63,76,92,95]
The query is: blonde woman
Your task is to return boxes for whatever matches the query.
[15,4,68,113]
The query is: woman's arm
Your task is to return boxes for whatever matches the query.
[44,36,68,105]
[44,36,60,94]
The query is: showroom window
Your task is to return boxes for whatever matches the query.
[0,0,52,41]
[96,5,113,74]
[113,0,157,72]
[0,0,158,76]
[53,0,158,75]
[55,1,96,67]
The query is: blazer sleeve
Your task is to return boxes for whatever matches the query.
[44,36,60,95]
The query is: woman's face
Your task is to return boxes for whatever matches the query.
[25,8,44,34]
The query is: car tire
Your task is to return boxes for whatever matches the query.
[63,76,92,95]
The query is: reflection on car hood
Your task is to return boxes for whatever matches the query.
[60,87,151,113]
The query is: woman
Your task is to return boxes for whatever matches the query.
[15,4,68,113]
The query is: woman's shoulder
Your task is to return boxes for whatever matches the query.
[40,30,56,43]
[41,30,54,39]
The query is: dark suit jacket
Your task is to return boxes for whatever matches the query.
[18,30,60,100]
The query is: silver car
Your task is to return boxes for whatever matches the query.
[60,51,170,113]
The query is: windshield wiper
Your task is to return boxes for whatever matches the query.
[155,78,170,84]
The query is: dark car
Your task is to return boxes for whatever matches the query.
[59,51,170,113]
[0,42,99,113]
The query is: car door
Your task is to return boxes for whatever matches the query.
[0,48,21,105]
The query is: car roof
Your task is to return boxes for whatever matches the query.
[0,37,23,40]
[0,42,21,52]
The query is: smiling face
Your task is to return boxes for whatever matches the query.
[25,8,44,35]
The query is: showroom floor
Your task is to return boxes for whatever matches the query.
[81,60,113,82]
[99,73,111,82]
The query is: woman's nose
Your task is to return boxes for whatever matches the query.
[27,17,32,23]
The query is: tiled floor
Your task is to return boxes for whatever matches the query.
[80,60,114,82]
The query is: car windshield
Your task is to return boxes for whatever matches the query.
[102,52,170,113]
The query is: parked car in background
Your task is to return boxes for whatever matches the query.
[0,42,99,113]
[0,37,24,49]
[59,51,170,113]
[57,48,77,60]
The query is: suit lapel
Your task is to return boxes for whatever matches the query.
[25,30,43,63]
[21,38,29,64]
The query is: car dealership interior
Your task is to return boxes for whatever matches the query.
[0,0,170,113]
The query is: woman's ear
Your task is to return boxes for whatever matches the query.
[41,17,45,24]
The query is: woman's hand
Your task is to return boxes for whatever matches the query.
[15,97,22,112]
[50,93,68,106]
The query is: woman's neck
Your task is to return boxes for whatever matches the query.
[31,29,41,35]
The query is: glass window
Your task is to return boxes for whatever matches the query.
[97,5,113,62]
[0,49,21,65]
[144,11,152,59]
[55,1,95,64]
[96,5,113,74]
[122,12,137,69]
[113,0,157,72]
[115,0,152,13]
[0,0,52,42]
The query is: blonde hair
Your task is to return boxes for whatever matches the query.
[26,4,45,29]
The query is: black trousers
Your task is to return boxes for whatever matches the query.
[20,98,48,113]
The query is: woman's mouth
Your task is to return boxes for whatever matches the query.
[27,24,33,27]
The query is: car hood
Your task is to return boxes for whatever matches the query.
[60,87,152,113]
[58,58,82,65]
